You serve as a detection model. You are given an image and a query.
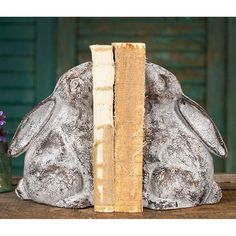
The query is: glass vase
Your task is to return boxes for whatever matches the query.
[0,142,13,193]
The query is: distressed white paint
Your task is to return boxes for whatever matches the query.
[9,62,94,208]
[143,63,227,210]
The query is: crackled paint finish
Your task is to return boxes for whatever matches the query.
[9,62,227,210]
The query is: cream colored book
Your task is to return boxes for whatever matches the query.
[112,42,146,212]
[90,45,115,212]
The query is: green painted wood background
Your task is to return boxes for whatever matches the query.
[0,17,234,175]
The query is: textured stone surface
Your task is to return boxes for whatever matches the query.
[9,62,94,208]
[9,62,227,210]
[143,63,227,210]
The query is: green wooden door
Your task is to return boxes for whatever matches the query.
[77,18,206,107]
[0,17,234,175]
[0,17,55,175]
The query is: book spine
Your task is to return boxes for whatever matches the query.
[113,42,145,212]
[90,45,115,212]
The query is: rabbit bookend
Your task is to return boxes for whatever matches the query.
[8,62,227,210]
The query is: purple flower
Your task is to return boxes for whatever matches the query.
[0,111,6,126]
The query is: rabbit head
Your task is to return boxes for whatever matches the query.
[53,62,93,109]
[145,63,182,103]
[145,62,227,158]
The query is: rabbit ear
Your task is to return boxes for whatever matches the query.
[9,97,56,157]
[176,95,227,158]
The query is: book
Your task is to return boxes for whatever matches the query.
[90,45,115,212]
[112,42,146,212]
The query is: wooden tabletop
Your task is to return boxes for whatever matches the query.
[0,174,236,219]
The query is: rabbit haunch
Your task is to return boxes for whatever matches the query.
[9,62,227,209]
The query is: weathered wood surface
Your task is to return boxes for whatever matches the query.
[207,18,226,173]
[227,18,236,172]
[56,18,76,78]
[214,174,236,190]
[78,37,205,51]
[0,175,235,219]
[113,43,145,212]
[77,18,205,37]
[76,17,207,112]
[36,18,55,103]
[0,25,34,40]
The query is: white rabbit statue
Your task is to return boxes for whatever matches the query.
[9,62,94,208]
[143,63,227,210]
